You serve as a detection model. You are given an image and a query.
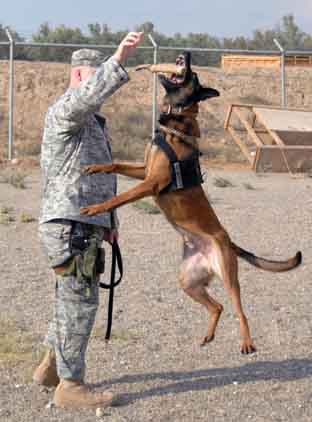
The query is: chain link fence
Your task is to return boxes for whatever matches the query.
[1,31,312,162]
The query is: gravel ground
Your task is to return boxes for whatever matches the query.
[0,167,311,422]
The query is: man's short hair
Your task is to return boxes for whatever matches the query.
[71,49,105,68]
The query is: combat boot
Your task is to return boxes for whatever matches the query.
[33,349,60,387]
[53,379,115,409]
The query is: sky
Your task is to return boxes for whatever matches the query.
[2,0,312,39]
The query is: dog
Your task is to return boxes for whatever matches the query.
[81,52,302,354]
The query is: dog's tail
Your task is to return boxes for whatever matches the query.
[231,242,302,272]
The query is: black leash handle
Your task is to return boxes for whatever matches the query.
[99,240,123,340]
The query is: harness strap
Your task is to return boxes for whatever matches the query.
[153,131,178,163]
[159,124,200,152]
[152,131,203,194]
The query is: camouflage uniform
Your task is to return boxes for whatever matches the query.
[39,50,129,380]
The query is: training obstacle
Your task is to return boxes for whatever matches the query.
[225,103,312,173]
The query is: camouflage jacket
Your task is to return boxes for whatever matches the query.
[39,57,129,228]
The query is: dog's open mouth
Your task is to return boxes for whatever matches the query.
[169,55,186,84]
[159,54,187,86]
[166,55,187,85]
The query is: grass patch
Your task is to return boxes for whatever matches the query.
[19,212,36,223]
[132,199,161,214]
[213,177,235,188]
[0,319,37,378]
[243,182,256,190]
[0,205,14,214]
[0,205,15,224]
[0,168,28,189]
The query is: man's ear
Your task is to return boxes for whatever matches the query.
[73,67,82,82]
[197,86,220,102]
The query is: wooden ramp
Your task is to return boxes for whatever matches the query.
[225,104,312,173]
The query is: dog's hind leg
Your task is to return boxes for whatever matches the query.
[182,282,224,347]
[179,242,223,346]
[213,233,256,354]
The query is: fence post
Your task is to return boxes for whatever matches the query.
[6,28,14,160]
[148,34,158,137]
[274,38,286,108]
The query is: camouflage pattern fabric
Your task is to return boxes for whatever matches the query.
[39,219,106,380]
[38,56,129,379]
[39,56,129,228]
[71,48,106,68]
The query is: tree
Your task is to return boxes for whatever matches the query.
[2,14,311,65]
[0,24,24,59]
[279,14,305,49]
[29,22,89,62]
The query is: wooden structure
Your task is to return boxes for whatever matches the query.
[225,104,312,172]
[222,55,281,69]
[222,54,312,69]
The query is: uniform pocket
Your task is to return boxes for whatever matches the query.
[39,219,73,268]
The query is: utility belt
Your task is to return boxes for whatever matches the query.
[54,228,105,283]
[53,222,123,341]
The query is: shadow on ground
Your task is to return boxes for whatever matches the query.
[93,358,312,405]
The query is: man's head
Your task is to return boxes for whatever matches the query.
[70,49,104,88]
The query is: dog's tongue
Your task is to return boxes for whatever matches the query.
[170,73,177,82]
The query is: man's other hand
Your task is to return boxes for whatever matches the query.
[113,32,144,63]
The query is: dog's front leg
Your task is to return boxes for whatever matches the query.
[80,179,158,216]
[84,161,146,180]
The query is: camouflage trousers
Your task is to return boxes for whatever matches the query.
[38,219,106,380]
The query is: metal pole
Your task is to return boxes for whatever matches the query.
[148,34,158,137]
[274,38,286,108]
[6,28,14,160]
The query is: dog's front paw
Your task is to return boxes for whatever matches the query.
[80,204,107,216]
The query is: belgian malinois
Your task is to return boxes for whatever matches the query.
[81,52,302,354]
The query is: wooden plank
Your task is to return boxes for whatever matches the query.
[253,110,286,146]
[254,146,312,173]
[275,131,312,146]
[224,104,233,129]
[230,103,312,113]
[227,126,254,164]
[233,108,264,147]
[253,107,312,132]
[222,55,281,69]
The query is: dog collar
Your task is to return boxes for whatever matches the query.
[164,104,198,117]
[159,124,200,151]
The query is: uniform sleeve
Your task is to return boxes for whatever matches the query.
[54,57,129,134]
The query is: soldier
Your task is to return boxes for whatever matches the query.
[33,32,144,409]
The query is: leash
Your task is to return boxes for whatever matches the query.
[99,239,123,341]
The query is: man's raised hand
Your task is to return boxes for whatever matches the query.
[113,32,144,63]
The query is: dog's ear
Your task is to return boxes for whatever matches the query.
[196,86,220,102]
[183,51,191,69]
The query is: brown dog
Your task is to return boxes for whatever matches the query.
[81,52,302,354]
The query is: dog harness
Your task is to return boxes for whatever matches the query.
[153,130,204,194]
